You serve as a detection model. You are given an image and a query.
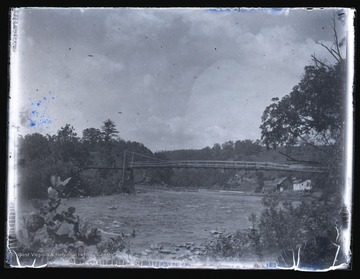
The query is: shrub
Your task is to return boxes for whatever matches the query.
[20,158,83,199]
[96,236,127,255]
[204,231,248,259]
[80,170,125,196]
[15,175,103,266]
[204,227,263,261]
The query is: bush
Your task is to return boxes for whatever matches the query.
[14,175,103,266]
[81,170,122,196]
[204,231,249,259]
[204,219,263,261]
[20,158,83,199]
[203,196,344,268]
[258,196,341,252]
[256,196,349,269]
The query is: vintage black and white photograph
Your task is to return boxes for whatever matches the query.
[7,7,354,270]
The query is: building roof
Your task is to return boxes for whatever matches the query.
[276,177,290,186]
[293,179,311,184]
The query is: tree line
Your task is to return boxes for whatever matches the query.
[18,118,267,198]
[157,139,263,161]
[18,119,156,198]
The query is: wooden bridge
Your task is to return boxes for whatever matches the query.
[83,150,327,174]
[82,151,327,188]
[128,160,327,173]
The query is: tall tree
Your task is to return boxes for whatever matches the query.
[260,16,347,198]
[260,19,346,151]
[101,119,119,142]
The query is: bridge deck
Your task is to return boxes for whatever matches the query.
[128,160,327,173]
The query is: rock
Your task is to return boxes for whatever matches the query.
[177,251,192,260]
[150,244,161,250]
[210,230,221,235]
[108,205,117,210]
[141,251,148,256]
[190,246,200,252]
[158,249,172,254]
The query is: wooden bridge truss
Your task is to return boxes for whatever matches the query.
[82,150,328,188]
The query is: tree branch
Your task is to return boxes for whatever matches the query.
[278,150,320,165]
[297,134,330,154]
[331,16,343,60]
[316,41,341,62]
[311,54,331,70]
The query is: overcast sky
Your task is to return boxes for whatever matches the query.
[12,8,348,152]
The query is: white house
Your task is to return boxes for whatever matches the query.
[293,179,312,191]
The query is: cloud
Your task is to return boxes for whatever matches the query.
[13,8,348,151]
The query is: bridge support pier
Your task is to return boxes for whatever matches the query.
[121,169,135,194]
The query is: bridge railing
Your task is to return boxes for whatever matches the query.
[128,160,327,173]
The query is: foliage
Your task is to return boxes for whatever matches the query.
[82,128,102,146]
[204,195,343,268]
[19,125,87,198]
[254,20,348,269]
[81,170,121,196]
[204,228,262,260]
[13,173,136,266]
[96,236,127,255]
[257,195,346,268]
[15,175,104,265]
[20,157,83,199]
[159,139,263,161]
[260,59,345,150]
[19,119,160,198]
[260,17,346,151]
[276,236,341,269]
[254,172,264,193]
[101,119,119,142]
[204,231,248,259]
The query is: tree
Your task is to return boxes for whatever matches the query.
[255,17,349,268]
[234,139,262,157]
[221,141,235,159]
[260,61,345,150]
[101,119,119,142]
[20,133,50,162]
[211,143,222,159]
[56,124,79,144]
[82,128,102,147]
[52,124,86,164]
[260,17,346,151]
